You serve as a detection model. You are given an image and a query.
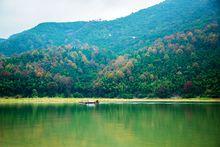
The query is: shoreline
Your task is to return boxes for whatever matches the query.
[0,98,220,105]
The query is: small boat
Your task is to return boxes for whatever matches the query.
[79,100,99,106]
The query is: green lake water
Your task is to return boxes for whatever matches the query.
[0,102,220,147]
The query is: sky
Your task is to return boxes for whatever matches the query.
[0,0,164,38]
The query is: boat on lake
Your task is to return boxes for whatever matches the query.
[79,100,99,106]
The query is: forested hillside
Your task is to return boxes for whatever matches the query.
[0,42,115,97]
[95,23,220,98]
[0,0,219,98]
[0,0,219,56]
[0,23,219,98]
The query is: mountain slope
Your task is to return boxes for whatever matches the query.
[0,0,219,56]
[94,23,220,98]
[0,23,219,97]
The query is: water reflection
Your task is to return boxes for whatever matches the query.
[0,103,220,147]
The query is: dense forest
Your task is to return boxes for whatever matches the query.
[0,0,219,98]
[96,24,220,98]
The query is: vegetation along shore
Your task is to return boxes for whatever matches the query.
[0,98,220,105]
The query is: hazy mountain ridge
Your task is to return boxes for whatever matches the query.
[0,38,5,43]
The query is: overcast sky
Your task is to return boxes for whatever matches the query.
[0,0,164,38]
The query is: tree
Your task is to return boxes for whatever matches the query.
[47,82,58,97]
[32,89,38,98]
[155,86,170,98]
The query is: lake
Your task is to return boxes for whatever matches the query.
[0,102,220,147]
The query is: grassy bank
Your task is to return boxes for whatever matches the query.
[0,98,220,105]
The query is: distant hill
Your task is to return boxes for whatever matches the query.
[0,38,5,43]
[0,0,219,56]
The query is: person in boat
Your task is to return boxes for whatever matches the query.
[95,100,99,104]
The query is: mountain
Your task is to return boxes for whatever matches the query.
[0,23,219,98]
[0,0,219,56]
[0,0,219,98]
